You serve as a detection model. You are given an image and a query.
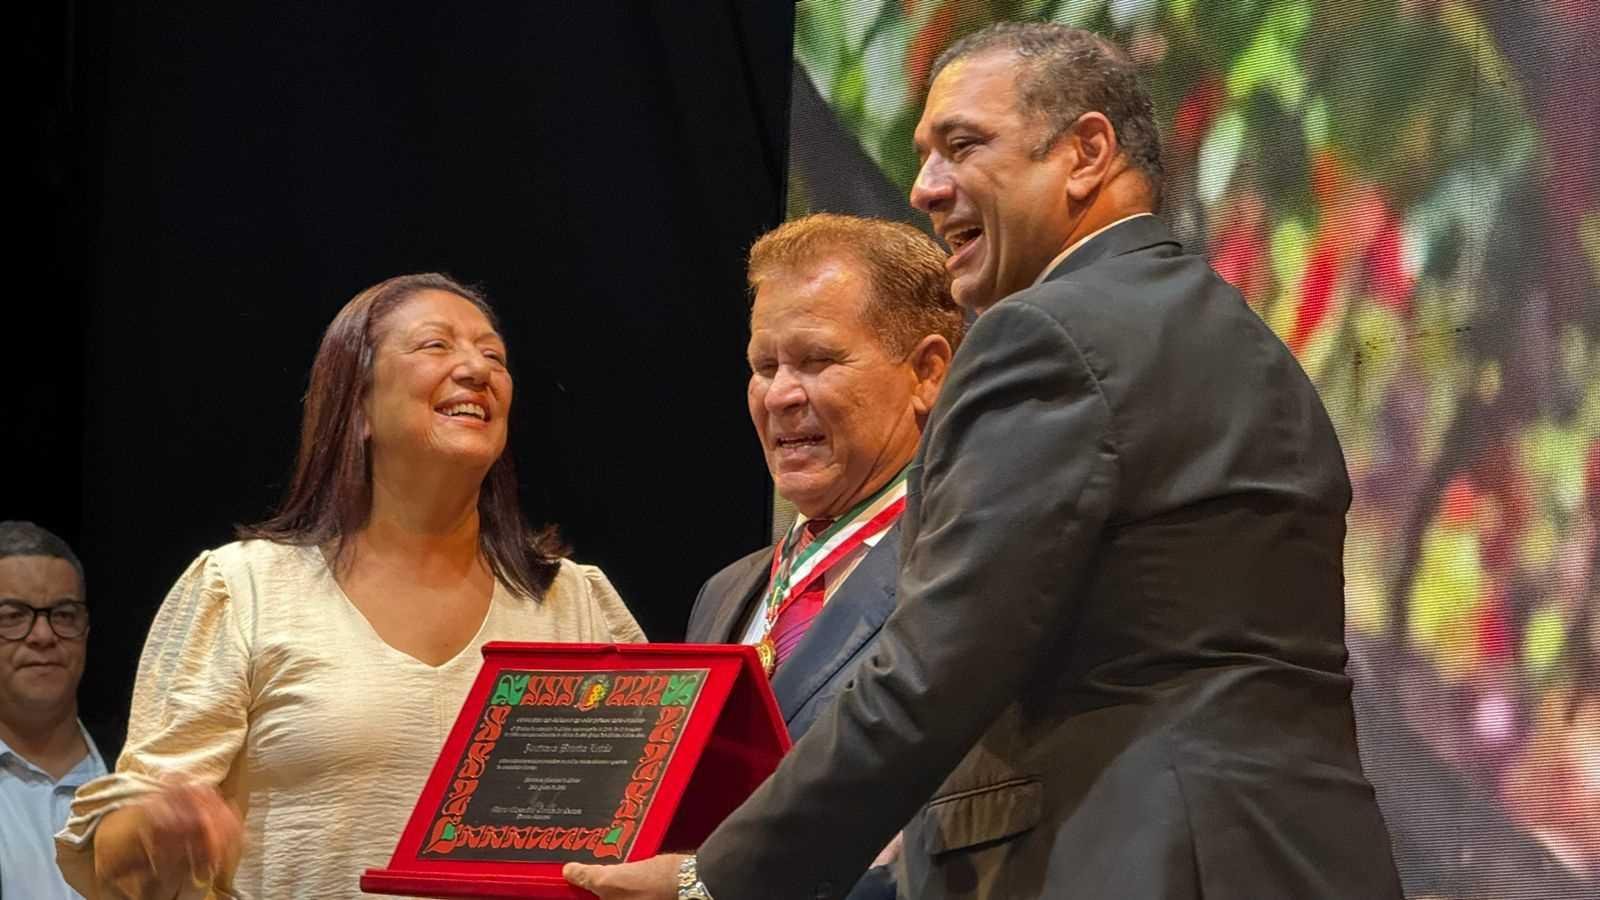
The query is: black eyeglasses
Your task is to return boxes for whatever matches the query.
[0,600,90,641]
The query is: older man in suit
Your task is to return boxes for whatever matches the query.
[570,22,1403,900]
[685,212,964,896]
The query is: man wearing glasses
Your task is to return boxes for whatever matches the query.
[0,521,104,900]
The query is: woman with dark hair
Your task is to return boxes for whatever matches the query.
[56,273,644,899]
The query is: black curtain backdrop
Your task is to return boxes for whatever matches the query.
[19,2,793,758]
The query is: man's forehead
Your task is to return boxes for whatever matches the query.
[751,261,872,330]
[756,257,865,301]
[916,53,1024,140]
[0,555,82,596]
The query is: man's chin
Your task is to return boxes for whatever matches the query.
[952,275,997,314]
[9,683,76,709]
[775,479,836,518]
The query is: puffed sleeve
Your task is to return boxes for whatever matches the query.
[56,549,252,894]
[580,564,647,643]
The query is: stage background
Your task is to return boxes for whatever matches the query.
[14,3,1597,896]
[785,0,1597,896]
[17,1,792,766]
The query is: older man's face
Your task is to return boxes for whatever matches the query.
[746,259,926,519]
[0,555,87,725]
[911,51,1079,313]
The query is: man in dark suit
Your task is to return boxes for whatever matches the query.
[686,521,905,743]
[569,22,1404,900]
[685,213,965,897]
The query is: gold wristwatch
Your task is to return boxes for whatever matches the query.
[677,855,714,900]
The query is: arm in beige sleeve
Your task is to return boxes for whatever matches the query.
[581,564,647,643]
[56,549,252,898]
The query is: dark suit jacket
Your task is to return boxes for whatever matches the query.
[697,216,1404,899]
[686,528,901,739]
[688,530,902,900]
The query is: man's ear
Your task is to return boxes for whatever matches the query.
[1060,111,1121,203]
[908,333,954,418]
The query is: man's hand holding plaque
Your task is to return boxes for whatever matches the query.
[562,853,684,900]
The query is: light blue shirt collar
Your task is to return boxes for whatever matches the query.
[0,721,104,782]
[0,720,108,900]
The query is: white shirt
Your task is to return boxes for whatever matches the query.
[0,722,106,900]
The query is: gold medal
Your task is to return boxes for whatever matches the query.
[756,637,777,677]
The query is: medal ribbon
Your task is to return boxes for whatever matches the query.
[761,468,909,634]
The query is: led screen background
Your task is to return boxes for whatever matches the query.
[784,1,1599,896]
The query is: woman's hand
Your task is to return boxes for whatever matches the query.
[95,781,244,897]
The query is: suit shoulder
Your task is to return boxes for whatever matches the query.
[1013,244,1231,337]
[703,544,775,587]
[686,544,774,641]
[958,288,1087,363]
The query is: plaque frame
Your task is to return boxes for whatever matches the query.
[361,642,789,899]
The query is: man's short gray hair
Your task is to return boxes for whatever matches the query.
[0,521,86,598]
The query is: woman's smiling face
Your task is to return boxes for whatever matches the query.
[364,289,513,473]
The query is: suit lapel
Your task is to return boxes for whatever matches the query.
[702,548,773,644]
[770,528,901,725]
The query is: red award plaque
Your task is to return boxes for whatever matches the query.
[361,642,789,899]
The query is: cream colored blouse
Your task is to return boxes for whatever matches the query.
[57,539,645,900]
